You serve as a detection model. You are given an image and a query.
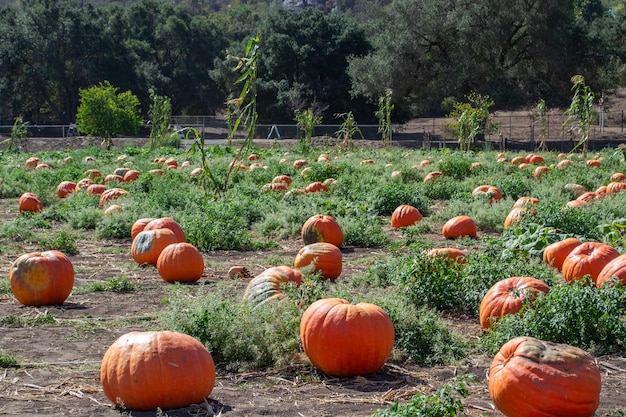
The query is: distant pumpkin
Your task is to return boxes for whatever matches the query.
[18,192,44,213]
[131,228,178,266]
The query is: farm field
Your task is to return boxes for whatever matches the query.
[1,136,626,417]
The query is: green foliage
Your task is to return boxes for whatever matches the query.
[436,153,474,180]
[76,81,143,149]
[80,277,136,293]
[482,279,626,355]
[563,75,595,157]
[339,212,390,247]
[7,117,29,153]
[0,350,19,368]
[372,374,475,417]
[295,108,323,146]
[369,183,431,216]
[445,92,499,151]
[501,222,569,259]
[0,312,56,327]
[375,88,394,147]
[335,111,363,150]
[38,229,79,255]
[148,90,173,150]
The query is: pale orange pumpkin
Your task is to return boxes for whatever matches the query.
[243,266,305,305]
[425,247,467,264]
[472,185,502,203]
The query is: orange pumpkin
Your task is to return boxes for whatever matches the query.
[606,181,626,195]
[243,266,305,305]
[532,165,549,179]
[123,169,140,182]
[100,331,215,411]
[301,214,344,247]
[75,178,94,191]
[156,242,204,283]
[479,277,550,329]
[131,228,178,265]
[131,217,157,240]
[390,204,423,228]
[562,241,620,284]
[83,168,102,180]
[305,181,329,193]
[9,250,74,306]
[564,183,586,196]
[24,157,40,168]
[143,217,186,243]
[425,247,467,264]
[104,174,125,183]
[300,298,394,377]
[510,156,528,165]
[542,238,582,271]
[423,171,443,183]
[596,254,626,287]
[272,175,292,186]
[261,182,288,193]
[512,196,539,208]
[56,181,77,199]
[99,188,128,208]
[86,183,108,196]
[504,207,528,229]
[472,185,502,203]
[609,172,625,182]
[442,215,477,239]
[18,192,44,213]
[294,242,342,279]
[489,336,601,417]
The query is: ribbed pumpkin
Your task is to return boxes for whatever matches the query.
[305,181,329,193]
[156,243,204,283]
[123,169,140,182]
[503,207,527,228]
[390,204,423,228]
[489,336,601,417]
[294,242,342,279]
[99,188,128,208]
[18,192,44,213]
[56,181,77,198]
[472,185,502,203]
[425,247,467,264]
[300,298,394,377]
[131,228,178,265]
[561,241,620,284]
[143,217,186,243]
[512,196,540,208]
[9,250,74,306]
[86,183,108,196]
[423,171,443,183]
[542,238,583,271]
[301,214,344,247]
[100,331,216,411]
[606,181,626,195]
[131,217,157,240]
[243,266,305,305]
[442,215,477,239]
[479,277,550,329]
[596,253,626,287]
[75,178,94,191]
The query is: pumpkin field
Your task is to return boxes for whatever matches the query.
[2,135,626,417]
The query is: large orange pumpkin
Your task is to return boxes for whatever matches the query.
[156,242,205,283]
[542,238,582,271]
[596,254,626,287]
[131,228,178,265]
[9,250,74,306]
[56,181,77,199]
[390,204,423,228]
[143,217,186,243]
[243,266,305,305]
[442,215,477,239]
[300,298,394,377]
[100,331,215,411]
[489,336,601,417]
[18,192,44,213]
[294,242,342,279]
[131,217,157,240]
[479,277,550,329]
[561,241,620,284]
[301,214,344,247]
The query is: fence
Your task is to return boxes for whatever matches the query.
[1,110,625,153]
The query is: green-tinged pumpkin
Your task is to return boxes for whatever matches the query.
[489,336,601,417]
[301,214,344,247]
[479,277,550,329]
[156,242,205,283]
[9,250,74,306]
[294,242,342,279]
[100,331,215,411]
[300,298,394,377]
[243,266,305,305]
[131,228,178,265]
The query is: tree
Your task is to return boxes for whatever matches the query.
[76,81,143,149]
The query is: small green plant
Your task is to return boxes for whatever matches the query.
[563,74,595,158]
[530,98,548,151]
[0,350,19,368]
[82,277,136,293]
[0,312,56,327]
[372,374,475,417]
[335,111,363,150]
[148,90,173,150]
[38,229,79,255]
[7,117,29,152]
[294,108,323,147]
[375,88,394,148]
[445,92,499,151]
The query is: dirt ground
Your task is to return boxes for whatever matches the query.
[2,133,626,416]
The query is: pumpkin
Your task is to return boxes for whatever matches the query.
[300,298,394,377]
[596,254,626,287]
[479,277,550,329]
[143,217,186,243]
[103,204,123,215]
[83,168,102,179]
[114,167,129,177]
[261,182,288,193]
[564,183,586,196]
[472,185,502,203]
[294,242,342,279]
[99,188,128,208]
[123,169,140,182]
[606,181,626,195]
[532,165,549,179]
[156,242,204,283]
[293,159,308,169]
[442,215,477,239]
[9,250,74,306]
[25,157,40,168]
[35,163,50,170]
[149,168,165,176]
[100,331,215,411]
[557,159,573,169]
[586,159,601,168]
[510,156,528,165]
[131,228,178,265]
[104,174,125,183]
[243,266,305,305]
[301,214,344,247]
[56,181,77,199]
[423,171,443,183]
[503,207,526,229]
[18,192,44,213]
[86,183,108,196]
[131,217,157,240]
[512,196,539,208]
[542,238,582,271]
[561,241,620,284]
[390,204,423,228]
[609,172,625,182]
[425,247,467,264]
[305,181,329,193]
[272,175,292,186]
[527,154,545,164]
[489,336,601,417]
[75,178,94,191]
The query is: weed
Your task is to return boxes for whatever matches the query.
[0,350,19,368]
[38,229,79,255]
